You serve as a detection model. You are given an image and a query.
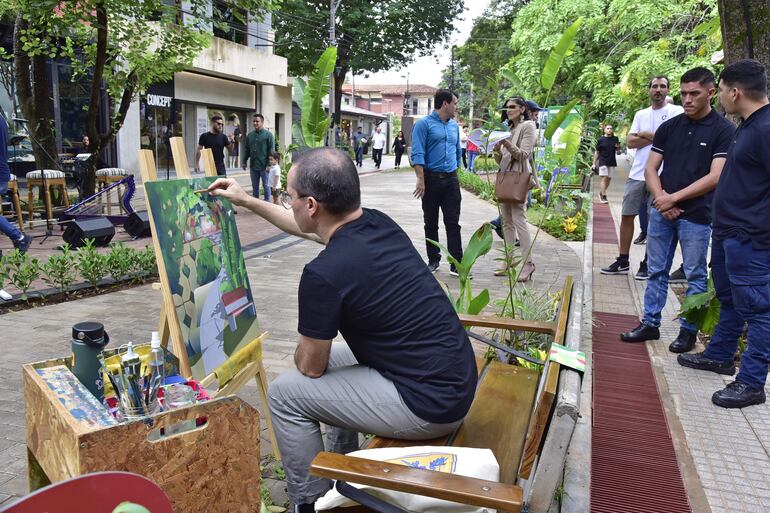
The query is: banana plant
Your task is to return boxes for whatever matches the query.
[292,47,337,148]
[428,223,493,315]
[678,275,720,336]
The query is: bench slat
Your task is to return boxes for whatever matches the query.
[459,314,555,334]
[517,361,560,479]
[310,452,523,512]
[451,361,539,483]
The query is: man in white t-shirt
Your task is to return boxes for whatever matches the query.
[371,127,386,169]
[601,76,684,276]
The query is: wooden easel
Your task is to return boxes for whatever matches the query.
[138,138,280,458]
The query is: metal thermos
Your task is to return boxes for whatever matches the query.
[71,322,110,402]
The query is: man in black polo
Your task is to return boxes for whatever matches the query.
[196,115,233,176]
[620,67,735,352]
[678,59,769,408]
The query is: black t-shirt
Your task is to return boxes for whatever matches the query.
[713,104,770,249]
[198,132,230,164]
[651,109,735,224]
[298,208,478,424]
[596,136,619,166]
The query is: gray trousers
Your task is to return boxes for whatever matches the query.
[268,342,463,505]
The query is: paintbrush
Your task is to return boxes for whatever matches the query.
[193,188,210,194]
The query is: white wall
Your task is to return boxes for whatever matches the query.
[117,100,141,174]
[175,72,256,110]
[260,83,293,148]
[191,37,287,86]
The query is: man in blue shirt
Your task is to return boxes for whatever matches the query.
[0,115,30,255]
[678,59,770,408]
[411,89,464,274]
[351,127,365,167]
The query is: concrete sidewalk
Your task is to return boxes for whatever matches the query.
[0,168,582,506]
[593,170,770,513]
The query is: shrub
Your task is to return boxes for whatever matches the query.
[76,239,108,288]
[41,244,77,294]
[105,242,133,283]
[2,249,40,300]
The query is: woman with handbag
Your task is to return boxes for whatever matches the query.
[494,97,539,281]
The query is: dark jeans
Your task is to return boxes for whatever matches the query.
[422,171,462,265]
[250,168,271,201]
[638,191,650,235]
[394,150,404,167]
[355,147,363,166]
[461,148,467,169]
[215,160,227,177]
[705,237,770,389]
[372,148,383,168]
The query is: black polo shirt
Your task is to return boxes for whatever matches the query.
[651,109,735,224]
[713,103,770,249]
[596,136,619,166]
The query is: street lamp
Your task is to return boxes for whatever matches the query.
[400,72,410,116]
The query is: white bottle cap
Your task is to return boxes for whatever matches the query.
[151,331,161,349]
[121,340,139,362]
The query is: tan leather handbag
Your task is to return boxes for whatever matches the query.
[495,128,535,203]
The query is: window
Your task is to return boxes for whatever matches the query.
[213,0,247,45]
[412,98,418,114]
[428,99,432,111]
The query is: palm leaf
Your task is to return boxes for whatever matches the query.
[460,223,493,272]
[554,117,583,167]
[544,99,580,141]
[301,47,337,148]
[468,289,490,315]
[540,18,583,91]
[293,76,306,106]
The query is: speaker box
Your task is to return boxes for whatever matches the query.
[63,218,115,247]
[124,211,151,238]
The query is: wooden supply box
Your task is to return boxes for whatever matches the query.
[23,354,262,513]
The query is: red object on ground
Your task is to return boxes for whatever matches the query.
[0,471,173,513]
[591,312,692,513]
[592,202,619,245]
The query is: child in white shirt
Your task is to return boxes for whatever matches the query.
[268,152,282,205]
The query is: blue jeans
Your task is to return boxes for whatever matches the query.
[642,209,710,331]
[468,151,478,173]
[355,147,363,166]
[0,181,22,242]
[250,168,271,201]
[705,238,770,389]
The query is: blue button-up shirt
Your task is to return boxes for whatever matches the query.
[411,111,461,172]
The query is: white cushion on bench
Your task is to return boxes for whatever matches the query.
[27,169,65,179]
[315,446,499,513]
[96,168,128,177]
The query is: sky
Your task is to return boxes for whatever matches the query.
[354,0,492,87]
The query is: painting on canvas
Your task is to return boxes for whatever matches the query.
[145,177,260,380]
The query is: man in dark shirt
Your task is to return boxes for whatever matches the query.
[195,115,232,176]
[620,67,735,353]
[678,59,769,408]
[241,113,276,201]
[351,126,365,166]
[593,124,620,203]
[207,148,477,513]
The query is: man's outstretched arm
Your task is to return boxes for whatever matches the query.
[207,178,323,244]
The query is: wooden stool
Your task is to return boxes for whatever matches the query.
[5,174,24,230]
[96,168,128,215]
[26,169,69,229]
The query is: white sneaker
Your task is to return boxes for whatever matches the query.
[0,289,12,301]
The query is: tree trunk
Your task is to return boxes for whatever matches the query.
[13,14,58,171]
[718,0,770,70]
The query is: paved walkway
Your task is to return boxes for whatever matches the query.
[0,166,582,506]
[592,170,770,513]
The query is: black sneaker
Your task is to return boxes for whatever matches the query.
[635,262,648,281]
[677,351,736,375]
[712,380,766,409]
[669,265,686,284]
[600,258,629,275]
[13,234,31,254]
[669,327,697,353]
[599,194,608,204]
[489,218,503,240]
[427,262,440,273]
[633,233,647,245]
[620,322,660,342]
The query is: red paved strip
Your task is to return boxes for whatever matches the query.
[592,202,618,245]
[591,311,692,513]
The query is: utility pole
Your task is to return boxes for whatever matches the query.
[469,82,474,122]
[328,0,340,147]
[450,45,455,91]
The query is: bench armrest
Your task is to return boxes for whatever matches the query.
[310,452,522,512]
[458,314,555,335]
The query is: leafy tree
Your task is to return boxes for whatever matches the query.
[438,63,472,121]
[718,0,770,71]
[273,0,464,125]
[3,0,274,196]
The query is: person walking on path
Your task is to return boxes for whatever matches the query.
[594,124,620,203]
[226,115,242,169]
[459,123,468,168]
[600,76,683,277]
[392,130,406,168]
[196,115,232,176]
[494,97,538,281]
[0,115,30,255]
[411,89,464,275]
[678,59,770,408]
[206,148,477,513]
[352,127,365,167]
[619,67,735,353]
[371,126,386,169]
[241,113,276,202]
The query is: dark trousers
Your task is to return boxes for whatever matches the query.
[215,160,227,176]
[461,148,467,169]
[372,148,383,168]
[395,150,404,167]
[705,237,770,389]
[422,171,462,265]
[355,147,363,166]
[638,191,650,234]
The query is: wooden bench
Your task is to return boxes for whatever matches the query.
[310,276,580,513]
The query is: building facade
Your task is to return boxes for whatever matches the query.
[340,84,437,117]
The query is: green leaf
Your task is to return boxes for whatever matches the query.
[301,46,337,148]
[540,18,583,91]
[554,117,584,167]
[426,238,461,270]
[460,223,493,272]
[544,99,580,141]
[468,288,490,315]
